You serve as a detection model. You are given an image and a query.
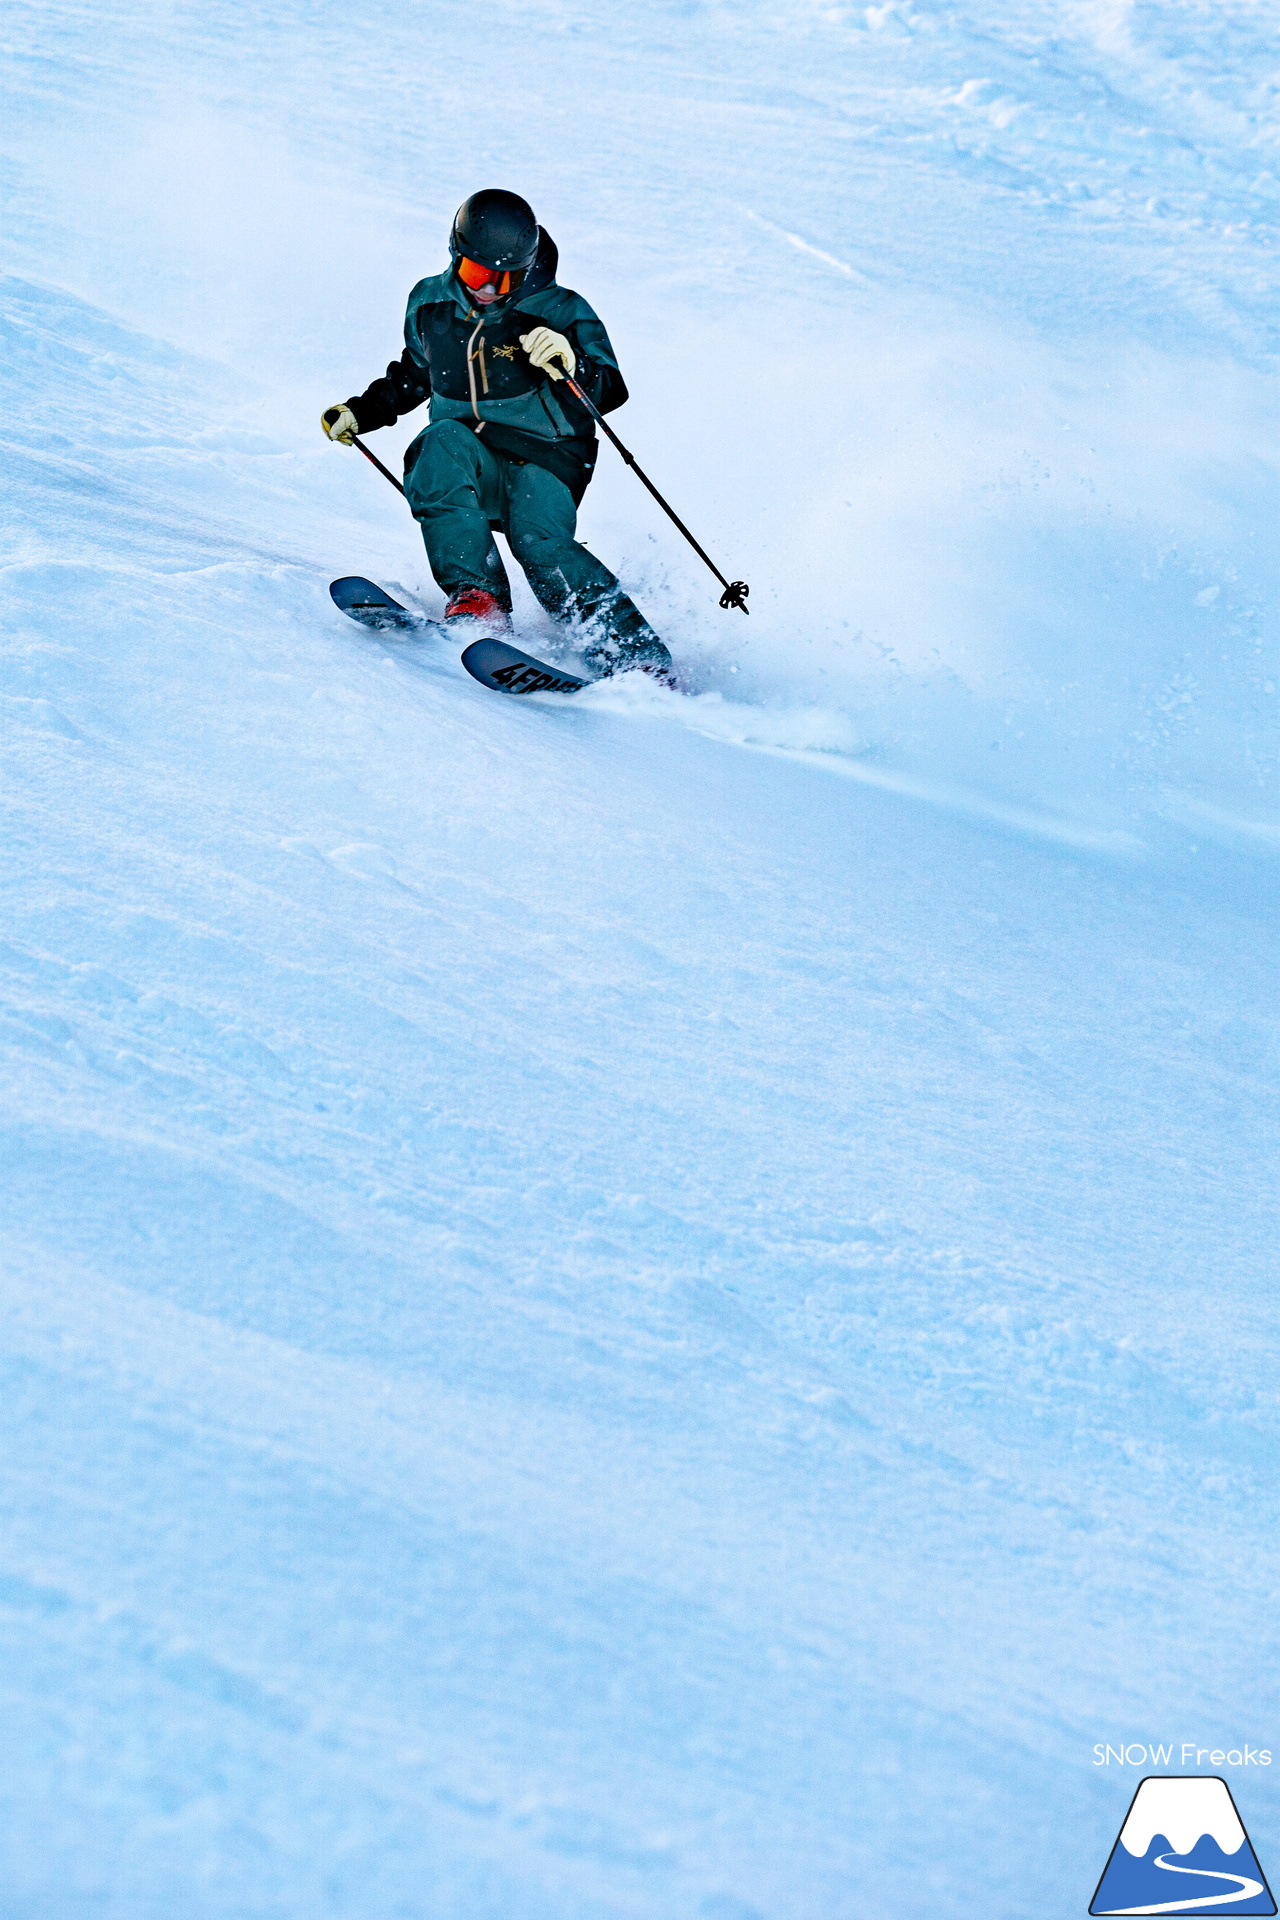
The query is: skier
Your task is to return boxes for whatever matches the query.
[322,189,672,679]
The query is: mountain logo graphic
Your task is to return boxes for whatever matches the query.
[1091,1777,1276,1915]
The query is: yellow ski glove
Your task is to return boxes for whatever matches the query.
[321,405,358,444]
[519,327,576,383]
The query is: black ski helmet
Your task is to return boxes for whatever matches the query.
[450,189,540,273]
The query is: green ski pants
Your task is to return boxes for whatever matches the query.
[403,419,667,670]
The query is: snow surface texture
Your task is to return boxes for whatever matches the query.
[2,1,1280,1916]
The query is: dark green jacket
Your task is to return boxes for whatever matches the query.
[345,232,627,502]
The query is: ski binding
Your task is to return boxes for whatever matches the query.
[331,579,589,694]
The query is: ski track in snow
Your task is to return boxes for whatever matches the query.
[3,3,1280,1917]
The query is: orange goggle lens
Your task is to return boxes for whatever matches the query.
[458,256,519,295]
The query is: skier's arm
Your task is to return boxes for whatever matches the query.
[570,342,627,415]
[520,327,576,382]
[564,313,628,416]
[519,322,628,415]
[327,349,431,436]
[514,288,629,417]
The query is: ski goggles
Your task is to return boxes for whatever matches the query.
[457,255,525,297]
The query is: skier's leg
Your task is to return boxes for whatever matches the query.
[504,461,671,675]
[403,420,512,608]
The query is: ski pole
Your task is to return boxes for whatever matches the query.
[562,376,749,613]
[351,432,406,497]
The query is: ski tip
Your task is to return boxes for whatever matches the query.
[330,576,407,614]
[330,576,435,633]
[461,638,589,696]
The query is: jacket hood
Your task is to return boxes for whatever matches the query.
[520,228,559,297]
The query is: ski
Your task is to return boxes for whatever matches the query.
[461,638,589,697]
[330,576,441,634]
[331,578,590,694]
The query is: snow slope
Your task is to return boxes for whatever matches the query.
[3,2,1280,1916]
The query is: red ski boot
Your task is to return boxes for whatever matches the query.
[444,587,512,637]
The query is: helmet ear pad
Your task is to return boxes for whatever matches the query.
[451,188,540,273]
